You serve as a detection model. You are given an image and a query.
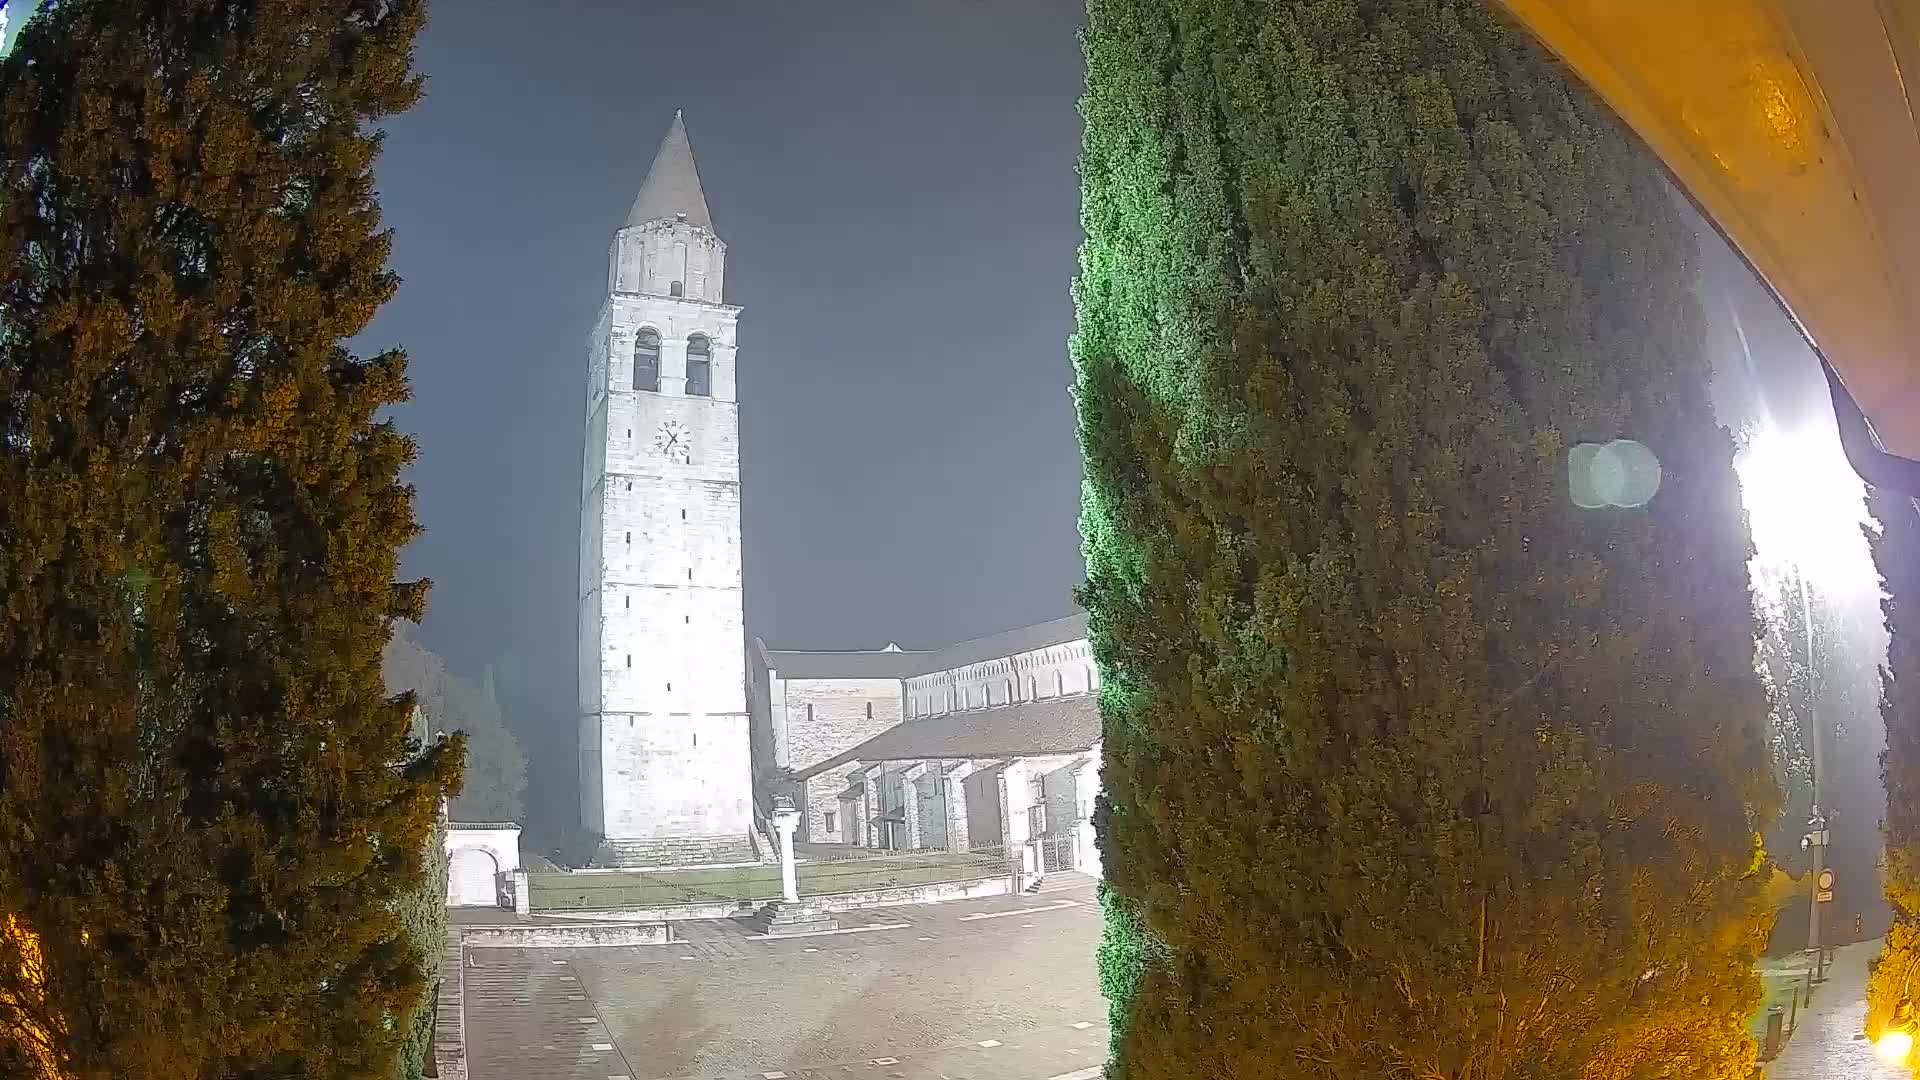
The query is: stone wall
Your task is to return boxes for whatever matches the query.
[609,217,727,304]
[461,921,672,949]
[775,678,903,841]
[597,712,751,838]
[965,765,1003,851]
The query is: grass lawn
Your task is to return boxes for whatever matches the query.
[1746,970,1805,1046]
[529,849,1009,910]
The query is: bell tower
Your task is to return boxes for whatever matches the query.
[579,112,754,862]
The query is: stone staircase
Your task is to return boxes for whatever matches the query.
[747,900,837,936]
[596,832,759,868]
[433,929,468,1079]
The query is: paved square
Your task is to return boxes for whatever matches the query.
[1765,939,1903,1080]
[465,878,1108,1080]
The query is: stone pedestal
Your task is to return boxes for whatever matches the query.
[749,900,837,936]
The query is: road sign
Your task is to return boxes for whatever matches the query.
[1818,869,1836,891]
[1817,889,1835,903]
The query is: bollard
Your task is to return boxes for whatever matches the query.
[1763,1005,1786,1059]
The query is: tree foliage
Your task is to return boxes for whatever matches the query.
[392,797,449,1080]
[384,625,527,823]
[1869,489,1920,1042]
[1071,0,1777,1075]
[0,2,461,1076]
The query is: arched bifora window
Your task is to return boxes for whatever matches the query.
[686,334,712,397]
[633,329,660,392]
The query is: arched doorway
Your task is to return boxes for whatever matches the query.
[447,846,500,907]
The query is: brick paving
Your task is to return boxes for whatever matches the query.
[1765,939,1904,1079]
[463,879,1109,1080]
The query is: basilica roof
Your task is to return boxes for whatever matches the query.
[757,610,1089,682]
[918,612,1089,674]
[625,110,714,231]
[759,646,936,680]
[794,694,1101,778]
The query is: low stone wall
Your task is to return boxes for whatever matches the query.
[811,875,1011,911]
[461,921,673,949]
[539,900,749,922]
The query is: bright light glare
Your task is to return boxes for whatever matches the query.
[1877,1029,1913,1063]
[1734,425,1875,594]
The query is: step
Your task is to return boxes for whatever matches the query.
[749,901,837,936]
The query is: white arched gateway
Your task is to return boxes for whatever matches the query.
[445,822,521,907]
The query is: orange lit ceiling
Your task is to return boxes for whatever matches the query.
[1490,0,1920,460]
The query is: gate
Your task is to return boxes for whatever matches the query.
[1039,824,1079,873]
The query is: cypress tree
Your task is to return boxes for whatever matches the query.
[1869,490,1920,1043]
[1072,0,1777,1075]
[0,2,461,1076]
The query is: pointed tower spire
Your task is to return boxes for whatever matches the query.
[625,110,714,231]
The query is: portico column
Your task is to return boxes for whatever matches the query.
[943,762,978,853]
[997,759,1035,888]
[900,763,930,849]
[1071,749,1102,878]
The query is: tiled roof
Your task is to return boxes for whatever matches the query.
[922,612,1089,673]
[760,610,1088,682]
[795,695,1101,779]
[762,648,935,680]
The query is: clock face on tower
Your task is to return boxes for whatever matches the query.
[653,420,691,464]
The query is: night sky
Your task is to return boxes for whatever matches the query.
[360,0,1091,804]
[359,0,1885,890]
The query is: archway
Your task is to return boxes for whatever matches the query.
[447,846,501,907]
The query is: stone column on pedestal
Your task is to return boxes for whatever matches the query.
[771,798,801,903]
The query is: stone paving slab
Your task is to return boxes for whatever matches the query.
[465,881,1106,1080]
[1765,939,1903,1080]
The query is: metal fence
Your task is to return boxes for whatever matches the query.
[527,844,1015,911]
[527,865,781,911]
[797,844,1013,899]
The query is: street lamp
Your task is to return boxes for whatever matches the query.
[1879,1027,1914,1064]
[1736,424,1874,984]
[1876,956,1920,1062]
[1801,808,1831,983]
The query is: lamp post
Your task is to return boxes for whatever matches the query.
[1792,565,1832,984]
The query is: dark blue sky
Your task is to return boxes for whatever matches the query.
[361,1,1089,768]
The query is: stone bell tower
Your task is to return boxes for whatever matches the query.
[579,112,755,865]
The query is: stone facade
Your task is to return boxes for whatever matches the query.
[781,679,901,842]
[446,823,522,907]
[904,617,1097,718]
[751,642,925,842]
[580,114,752,847]
[754,614,1105,883]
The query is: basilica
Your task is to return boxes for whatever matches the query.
[577,116,1102,879]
